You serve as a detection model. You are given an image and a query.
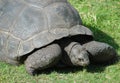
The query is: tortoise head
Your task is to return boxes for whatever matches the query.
[65,42,90,66]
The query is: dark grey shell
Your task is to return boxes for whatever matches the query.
[0,0,93,61]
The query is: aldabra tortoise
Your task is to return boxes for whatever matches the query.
[0,0,117,75]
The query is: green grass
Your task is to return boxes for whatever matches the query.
[0,0,120,83]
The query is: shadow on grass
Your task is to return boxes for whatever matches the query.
[85,24,119,50]
[34,59,119,76]
[33,25,119,76]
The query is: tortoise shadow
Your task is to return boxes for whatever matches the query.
[34,58,119,76]
[85,24,119,50]
[34,25,119,76]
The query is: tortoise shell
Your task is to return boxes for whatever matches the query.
[0,0,93,62]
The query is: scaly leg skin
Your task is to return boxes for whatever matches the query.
[82,41,117,64]
[62,42,90,67]
[25,44,62,75]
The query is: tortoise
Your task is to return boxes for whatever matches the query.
[0,0,117,75]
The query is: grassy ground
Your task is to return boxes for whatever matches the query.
[0,0,120,83]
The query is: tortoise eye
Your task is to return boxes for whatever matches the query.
[78,58,84,62]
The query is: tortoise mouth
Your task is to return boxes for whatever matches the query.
[81,61,90,66]
[77,56,90,66]
[74,58,90,66]
[83,63,89,66]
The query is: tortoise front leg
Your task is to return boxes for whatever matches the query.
[82,41,117,64]
[25,44,62,75]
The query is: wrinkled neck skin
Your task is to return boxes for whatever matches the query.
[64,42,80,56]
